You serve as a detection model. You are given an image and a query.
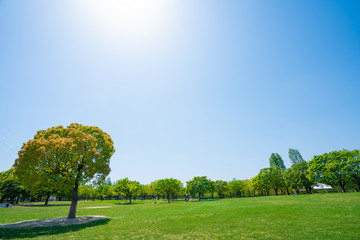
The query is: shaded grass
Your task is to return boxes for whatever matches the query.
[0,193,359,239]
[0,219,111,239]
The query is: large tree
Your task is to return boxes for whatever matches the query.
[186,176,212,201]
[13,123,115,219]
[114,178,140,204]
[155,178,183,203]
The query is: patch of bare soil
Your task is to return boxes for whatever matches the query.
[0,215,107,229]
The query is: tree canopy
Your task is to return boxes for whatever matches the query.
[186,176,213,201]
[13,123,115,218]
[289,149,305,165]
[309,149,360,192]
[284,161,314,194]
[228,179,245,198]
[155,178,183,203]
[114,178,140,204]
[214,180,228,198]
[269,153,286,170]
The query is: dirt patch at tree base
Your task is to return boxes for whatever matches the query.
[0,216,107,229]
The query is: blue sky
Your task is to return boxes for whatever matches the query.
[1,0,360,184]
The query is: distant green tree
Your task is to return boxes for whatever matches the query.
[289,149,305,165]
[114,178,140,204]
[0,179,22,204]
[208,180,215,198]
[104,177,113,186]
[347,149,360,191]
[0,168,27,204]
[139,184,151,200]
[309,150,350,192]
[284,167,301,194]
[260,167,284,195]
[97,184,113,200]
[228,179,245,198]
[252,172,271,196]
[284,161,314,194]
[155,178,183,203]
[150,180,161,200]
[186,176,212,201]
[242,179,253,197]
[78,185,94,200]
[214,180,228,198]
[269,153,286,170]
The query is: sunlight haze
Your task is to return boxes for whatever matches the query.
[1,0,360,184]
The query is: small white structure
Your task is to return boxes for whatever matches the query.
[313,183,332,190]
[49,196,57,201]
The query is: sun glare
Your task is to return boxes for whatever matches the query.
[72,0,175,48]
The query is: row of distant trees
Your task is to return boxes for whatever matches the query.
[77,176,251,203]
[2,147,359,205]
[250,148,360,196]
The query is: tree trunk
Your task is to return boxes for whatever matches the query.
[198,192,201,201]
[167,194,170,203]
[129,196,132,204]
[354,177,360,191]
[286,188,290,195]
[338,180,346,192]
[275,189,278,195]
[44,195,50,205]
[67,183,79,219]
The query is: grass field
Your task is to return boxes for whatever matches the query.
[0,193,359,239]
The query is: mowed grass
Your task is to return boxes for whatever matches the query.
[1,193,360,239]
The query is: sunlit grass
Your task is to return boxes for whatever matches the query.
[1,193,359,239]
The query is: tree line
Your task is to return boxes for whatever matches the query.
[1,123,360,220]
[2,148,359,207]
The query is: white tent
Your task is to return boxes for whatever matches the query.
[313,183,333,190]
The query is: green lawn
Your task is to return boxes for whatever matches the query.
[1,193,359,239]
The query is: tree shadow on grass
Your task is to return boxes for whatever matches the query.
[17,204,71,207]
[189,199,220,202]
[0,219,111,239]
[113,202,143,205]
